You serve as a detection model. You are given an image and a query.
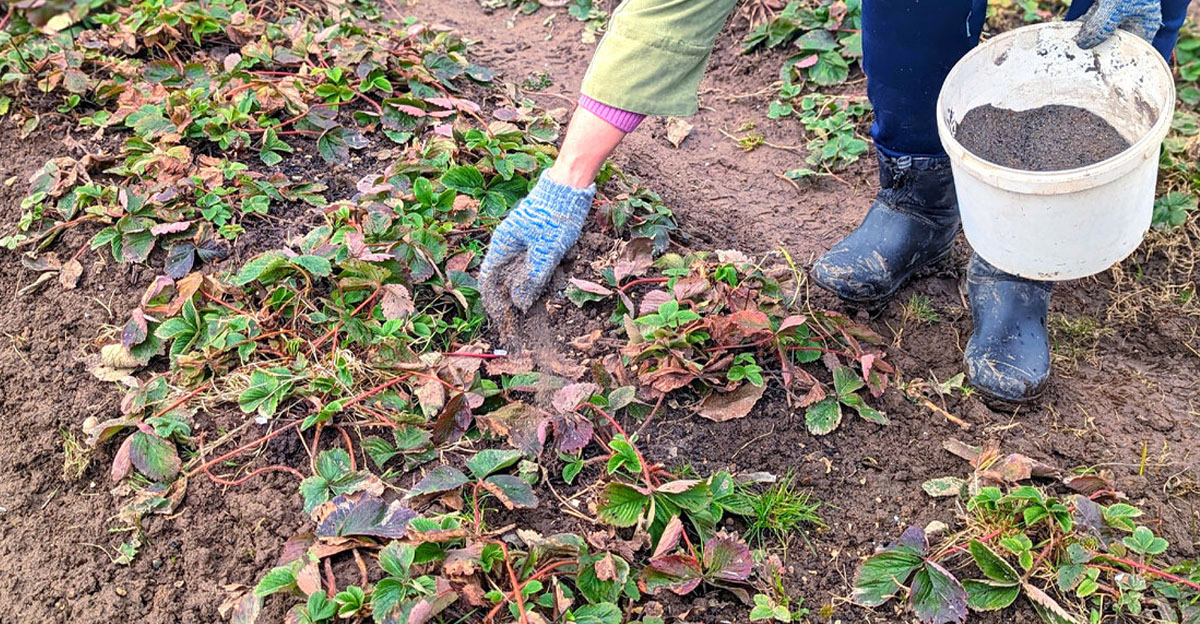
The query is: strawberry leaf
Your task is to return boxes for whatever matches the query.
[963,579,1020,612]
[968,540,1019,583]
[702,535,753,583]
[466,449,523,480]
[640,553,702,596]
[481,474,538,509]
[909,561,968,624]
[405,465,469,500]
[1024,583,1082,624]
[597,482,649,528]
[804,397,842,435]
[852,526,928,607]
[128,431,181,482]
[316,495,417,539]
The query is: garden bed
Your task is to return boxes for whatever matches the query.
[0,1,1195,623]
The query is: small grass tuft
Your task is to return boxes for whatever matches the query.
[521,71,553,91]
[901,294,941,325]
[1049,313,1111,367]
[739,472,824,547]
[61,429,91,481]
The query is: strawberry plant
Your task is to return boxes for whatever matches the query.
[568,249,889,430]
[741,2,872,176]
[743,0,862,88]
[775,93,872,176]
[855,457,1200,624]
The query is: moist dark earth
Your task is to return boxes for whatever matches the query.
[0,1,1196,623]
[956,104,1132,171]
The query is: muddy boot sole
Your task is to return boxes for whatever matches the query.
[811,247,956,315]
[975,382,1048,411]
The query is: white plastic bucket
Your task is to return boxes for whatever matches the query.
[936,21,1176,281]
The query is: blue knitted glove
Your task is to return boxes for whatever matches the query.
[479,175,596,312]
[1075,0,1162,49]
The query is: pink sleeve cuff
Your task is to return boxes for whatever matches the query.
[579,94,646,133]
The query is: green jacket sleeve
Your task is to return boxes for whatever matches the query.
[580,0,740,117]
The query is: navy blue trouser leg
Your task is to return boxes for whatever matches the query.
[865,0,1191,158]
[863,0,988,157]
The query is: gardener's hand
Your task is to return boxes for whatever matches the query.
[479,174,596,313]
[1075,0,1162,49]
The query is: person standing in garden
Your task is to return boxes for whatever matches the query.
[478,0,1183,405]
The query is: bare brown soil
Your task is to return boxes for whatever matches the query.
[0,2,1195,623]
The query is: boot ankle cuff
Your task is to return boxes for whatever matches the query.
[968,255,1055,291]
[876,151,951,173]
[875,151,958,216]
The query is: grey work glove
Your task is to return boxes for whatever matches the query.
[478,174,595,313]
[1075,0,1162,49]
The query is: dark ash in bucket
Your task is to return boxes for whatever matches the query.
[955,104,1131,172]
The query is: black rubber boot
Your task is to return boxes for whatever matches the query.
[964,254,1053,406]
[811,152,960,307]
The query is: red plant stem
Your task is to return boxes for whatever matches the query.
[334,425,357,471]
[1025,540,1056,581]
[201,290,245,314]
[250,71,319,80]
[683,532,701,562]
[288,1,318,17]
[71,240,90,262]
[350,419,399,429]
[1095,553,1200,591]
[17,215,96,247]
[499,543,530,624]
[707,338,853,363]
[404,369,462,394]
[310,424,323,473]
[355,92,383,114]
[1088,489,1119,501]
[1066,557,1126,599]
[296,427,314,464]
[618,277,669,292]
[931,528,1006,562]
[441,352,506,360]
[471,481,483,528]
[226,329,294,352]
[1094,582,1120,599]
[341,375,412,409]
[324,558,338,596]
[353,549,369,587]
[786,344,853,357]
[184,420,301,479]
[483,560,575,623]
[634,393,666,438]
[312,288,380,350]
[225,82,257,99]
[266,110,308,132]
[150,382,212,420]
[584,404,657,490]
[0,5,14,31]
[203,463,304,486]
[705,337,774,353]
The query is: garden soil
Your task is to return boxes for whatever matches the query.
[955,104,1131,171]
[0,2,1195,624]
